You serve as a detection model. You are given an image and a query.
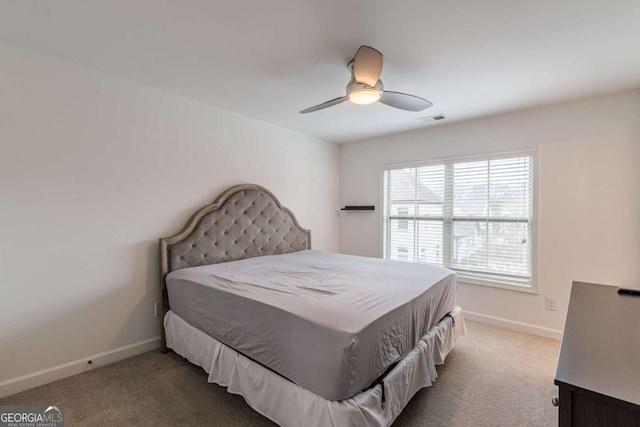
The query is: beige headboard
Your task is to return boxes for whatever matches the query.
[159,184,310,349]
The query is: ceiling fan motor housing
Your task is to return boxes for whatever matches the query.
[346,61,384,96]
[346,77,384,96]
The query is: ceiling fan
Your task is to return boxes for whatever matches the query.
[299,46,433,114]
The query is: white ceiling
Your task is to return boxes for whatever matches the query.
[1,0,639,143]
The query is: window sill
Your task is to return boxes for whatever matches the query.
[457,275,538,294]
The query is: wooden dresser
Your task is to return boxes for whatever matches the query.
[554,282,640,426]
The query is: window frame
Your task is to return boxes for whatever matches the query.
[380,149,539,294]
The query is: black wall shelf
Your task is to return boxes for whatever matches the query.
[341,205,375,211]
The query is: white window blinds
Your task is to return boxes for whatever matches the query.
[383,153,535,286]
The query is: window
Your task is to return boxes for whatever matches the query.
[397,208,409,230]
[383,152,536,289]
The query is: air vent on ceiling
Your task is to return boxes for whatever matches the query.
[419,114,446,123]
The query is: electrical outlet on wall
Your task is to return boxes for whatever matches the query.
[545,297,557,311]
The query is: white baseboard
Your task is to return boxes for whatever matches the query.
[463,310,563,341]
[0,337,161,399]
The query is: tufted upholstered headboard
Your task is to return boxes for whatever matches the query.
[159,184,310,349]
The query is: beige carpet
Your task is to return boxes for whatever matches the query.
[1,321,560,426]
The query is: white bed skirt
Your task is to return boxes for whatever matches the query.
[165,307,466,427]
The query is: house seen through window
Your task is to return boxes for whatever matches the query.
[398,208,409,230]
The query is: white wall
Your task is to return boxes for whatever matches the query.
[0,42,339,390]
[340,90,640,336]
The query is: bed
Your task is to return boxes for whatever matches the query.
[160,184,466,426]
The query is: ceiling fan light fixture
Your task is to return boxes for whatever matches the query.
[348,87,381,105]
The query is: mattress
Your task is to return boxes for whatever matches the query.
[166,250,457,401]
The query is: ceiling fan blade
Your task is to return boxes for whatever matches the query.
[299,96,348,114]
[379,91,433,112]
[353,46,383,87]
